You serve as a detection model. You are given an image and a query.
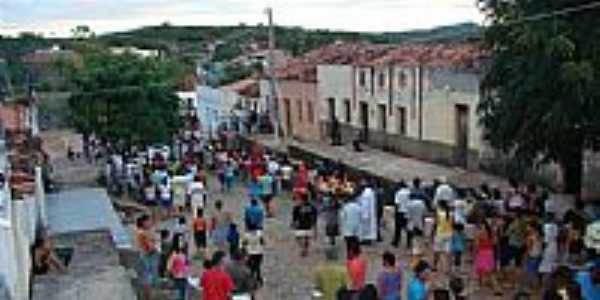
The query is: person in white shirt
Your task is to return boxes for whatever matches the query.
[267,159,280,195]
[243,230,266,284]
[188,175,207,217]
[281,164,293,191]
[407,195,427,255]
[392,181,411,248]
[539,213,559,280]
[341,199,362,254]
[433,177,455,209]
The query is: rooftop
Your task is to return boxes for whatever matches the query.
[222,77,259,97]
[31,230,136,300]
[275,42,484,81]
[46,188,132,249]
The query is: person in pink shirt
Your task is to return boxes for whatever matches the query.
[168,243,189,300]
[346,243,367,293]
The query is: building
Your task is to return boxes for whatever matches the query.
[0,96,47,300]
[196,85,241,138]
[318,43,486,169]
[262,43,390,142]
[232,49,291,69]
[109,46,160,58]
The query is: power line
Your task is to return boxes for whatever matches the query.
[497,1,600,26]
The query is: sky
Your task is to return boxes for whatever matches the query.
[0,0,484,37]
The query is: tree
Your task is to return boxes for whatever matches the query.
[478,1,600,194]
[67,51,182,150]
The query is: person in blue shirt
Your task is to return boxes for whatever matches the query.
[248,177,261,201]
[245,199,265,231]
[407,260,430,300]
[575,261,600,300]
[227,223,240,257]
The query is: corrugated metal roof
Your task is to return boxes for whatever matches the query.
[46,188,132,249]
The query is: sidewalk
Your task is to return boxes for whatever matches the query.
[250,134,507,189]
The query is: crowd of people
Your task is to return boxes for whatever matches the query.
[124,135,599,300]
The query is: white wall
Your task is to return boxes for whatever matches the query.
[317,65,355,123]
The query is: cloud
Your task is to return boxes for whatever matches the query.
[0,0,483,37]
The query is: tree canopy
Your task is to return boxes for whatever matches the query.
[478,0,600,193]
[67,50,182,148]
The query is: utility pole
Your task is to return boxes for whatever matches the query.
[265,7,280,143]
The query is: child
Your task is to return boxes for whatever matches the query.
[174,216,189,250]
[192,208,207,256]
[450,223,466,273]
[525,220,542,290]
[227,223,240,256]
[167,243,189,300]
[474,221,495,289]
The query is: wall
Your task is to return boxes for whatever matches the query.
[196,85,239,136]
[329,64,484,169]
[316,65,355,124]
[278,80,320,142]
[420,68,484,151]
[322,121,480,169]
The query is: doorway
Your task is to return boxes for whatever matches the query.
[359,102,369,142]
[327,98,336,121]
[397,106,406,135]
[455,104,469,168]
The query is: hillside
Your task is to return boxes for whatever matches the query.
[0,23,481,89]
[99,22,481,62]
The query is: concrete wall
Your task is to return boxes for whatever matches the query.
[0,164,47,300]
[317,65,355,124]
[321,121,480,169]
[278,80,321,142]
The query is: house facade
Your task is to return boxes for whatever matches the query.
[318,44,487,169]
[0,98,47,300]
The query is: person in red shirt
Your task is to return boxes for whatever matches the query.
[201,251,235,300]
[346,243,367,293]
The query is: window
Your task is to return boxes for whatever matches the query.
[377,104,387,131]
[344,99,351,123]
[378,72,385,88]
[398,71,407,89]
[297,99,303,122]
[397,106,406,135]
[359,70,366,87]
[307,101,314,124]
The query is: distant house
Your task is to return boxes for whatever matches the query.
[22,45,81,88]
[233,49,291,69]
[109,46,160,58]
